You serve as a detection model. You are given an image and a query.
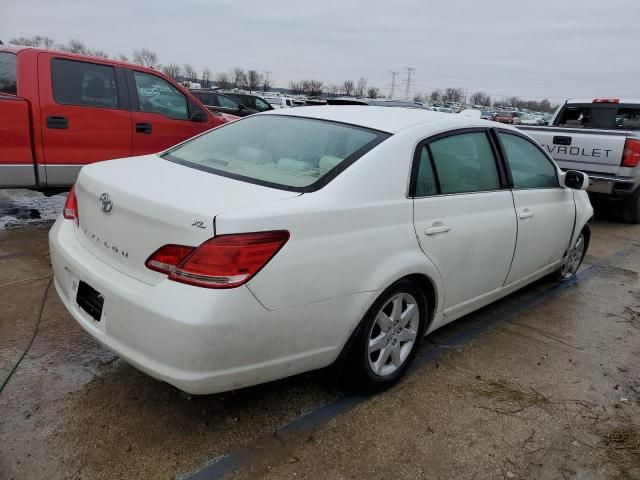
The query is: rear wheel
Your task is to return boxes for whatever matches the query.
[343,280,427,393]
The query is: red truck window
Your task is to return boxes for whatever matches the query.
[52,58,120,108]
[132,71,188,120]
[0,52,17,95]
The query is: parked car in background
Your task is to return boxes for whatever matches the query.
[520,113,546,125]
[480,110,494,120]
[224,92,274,112]
[50,106,592,395]
[0,46,234,191]
[263,96,304,108]
[521,98,640,222]
[493,111,521,124]
[190,89,257,117]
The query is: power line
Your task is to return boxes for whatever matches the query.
[404,67,415,100]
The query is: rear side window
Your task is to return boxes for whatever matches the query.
[414,146,438,196]
[133,71,188,120]
[428,132,500,194]
[163,115,388,191]
[0,52,17,95]
[52,59,119,108]
[254,97,271,111]
[498,132,559,189]
[556,104,640,130]
[217,94,240,109]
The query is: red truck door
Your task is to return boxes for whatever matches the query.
[37,53,132,186]
[125,69,213,155]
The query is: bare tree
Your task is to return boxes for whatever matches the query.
[182,64,197,82]
[289,80,304,95]
[367,87,381,99]
[341,80,355,96]
[88,49,109,59]
[429,90,442,103]
[262,75,272,92]
[64,39,88,54]
[231,67,246,89]
[470,91,492,106]
[327,84,341,96]
[132,49,159,69]
[305,80,323,97]
[443,87,464,104]
[214,72,231,89]
[201,68,212,88]
[9,35,55,48]
[162,63,182,80]
[117,54,129,62]
[413,93,425,103]
[246,70,263,92]
[354,77,367,97]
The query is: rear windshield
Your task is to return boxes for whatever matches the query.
[555,104,640,130]
[162,115,389,191]
[0,52,17,95]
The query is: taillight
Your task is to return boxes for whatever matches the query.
[145,244,196,274]
[63,185,79,225]
[145,231,289,288]
[593,98,619,103]
[622,138,640,168]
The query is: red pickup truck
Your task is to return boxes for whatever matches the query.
[0,46,234,192]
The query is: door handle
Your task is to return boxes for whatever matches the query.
[424,224,451,235]
[519,209,534,219]
[46,116,68,129]
[135,122,152,134]
[553,136,572,146]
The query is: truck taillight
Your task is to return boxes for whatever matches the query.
[593,98,619,103]
[63,185,79,225]
[622,138,640,168]
[145,231,289,288]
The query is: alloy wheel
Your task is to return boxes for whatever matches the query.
[560,233,586,279]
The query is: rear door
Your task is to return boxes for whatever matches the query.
[496,130,574,285]
[38,54,132,185]
[412,129,517,315]
[126,69,211,155]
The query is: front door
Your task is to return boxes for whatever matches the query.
[38,54,132,185]
[412,130,517,314]
[495,130,575,285]
[127,69,210,155]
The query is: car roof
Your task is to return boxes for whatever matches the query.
[262,106,494,134]
[566,97,640,105]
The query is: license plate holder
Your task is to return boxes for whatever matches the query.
[76,281,104,322]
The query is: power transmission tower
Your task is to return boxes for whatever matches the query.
[388,71,399,99]
[404,67,415,100]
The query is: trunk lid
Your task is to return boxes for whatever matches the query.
[73,154,299,284]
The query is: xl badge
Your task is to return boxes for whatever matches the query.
[98,193,113,213]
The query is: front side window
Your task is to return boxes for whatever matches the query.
[133,71,188,119]
[254,97,271,111]
[0,52,17,95]
[163,115,387,190]
[52,58,119,108]
[498,132,559,189]
[428,132,500,194]
[217,94,240,109]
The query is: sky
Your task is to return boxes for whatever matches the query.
[5,0,640,103]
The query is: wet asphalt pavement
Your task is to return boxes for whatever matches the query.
[0,190,639,480]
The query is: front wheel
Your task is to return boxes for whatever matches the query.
[557,227,589,280]
[343,280,427,393]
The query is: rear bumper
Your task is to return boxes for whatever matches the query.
[49,217,356,394]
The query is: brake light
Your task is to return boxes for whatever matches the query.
[145,231,290,288]
[145,244,196,274]
[622,138,640,168]
[63,185,79,225]
[593,98,619,103]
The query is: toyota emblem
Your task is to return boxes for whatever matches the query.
[98,193,113,213]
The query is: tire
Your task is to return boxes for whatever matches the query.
[342,279,428,393]
[555,226,590,281]
[626,189,640,224]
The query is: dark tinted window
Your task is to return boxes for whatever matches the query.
[217,94,240,109]
[429,132,500,194]
[193,92,217,106]
[0,52,17,95]
[254,97,271,111]
[498,132,559,189]
[52,59,119,108]
[556,104,640,130]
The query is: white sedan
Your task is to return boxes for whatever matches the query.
[49,107,593,394]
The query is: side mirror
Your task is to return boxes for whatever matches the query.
[564,170,589,190]
[190,111,206,122]
[237,104,246,110]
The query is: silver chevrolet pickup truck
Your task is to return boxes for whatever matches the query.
[520,98,640,222]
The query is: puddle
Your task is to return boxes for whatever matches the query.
[0,189,66,230]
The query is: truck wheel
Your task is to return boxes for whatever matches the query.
[627,191,640,224]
